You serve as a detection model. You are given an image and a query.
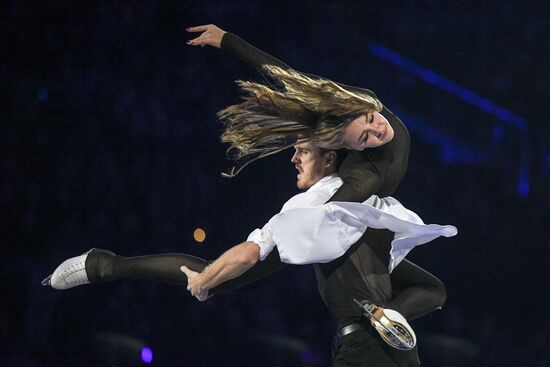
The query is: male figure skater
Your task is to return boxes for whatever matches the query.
[181,140,450,366]
[46,140,452,366]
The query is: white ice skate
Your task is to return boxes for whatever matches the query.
[354,299,416,350]
[42,249,95,290]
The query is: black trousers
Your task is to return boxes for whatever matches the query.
[333,324,420,367]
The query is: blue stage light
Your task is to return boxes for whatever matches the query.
[517,182,529,198]
[300,349,317,363]
[141,346,153,364]
[369,43,530,196]
[400,114,487,165]
[369,44,527,131]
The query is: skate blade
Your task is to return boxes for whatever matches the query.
[41,274,52,286]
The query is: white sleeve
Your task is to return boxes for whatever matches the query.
[246,190,331,261]
[246,223,275,261]
[268,204,355,264]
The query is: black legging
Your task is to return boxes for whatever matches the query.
[390,259,446,320]
[85,248,286,295]
[85,248,445,319]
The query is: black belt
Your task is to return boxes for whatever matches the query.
[333,321,367,348]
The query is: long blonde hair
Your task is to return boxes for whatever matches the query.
[219,65,382,176]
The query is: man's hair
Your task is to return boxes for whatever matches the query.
[219,65,381,177]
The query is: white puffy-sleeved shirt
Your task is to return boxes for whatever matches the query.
[247,174,457,272]
[247,174,344,261]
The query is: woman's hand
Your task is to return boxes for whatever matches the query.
[186,24,226,48]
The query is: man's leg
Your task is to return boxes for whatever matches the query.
[384,345,421,367]
[333,327,399,367]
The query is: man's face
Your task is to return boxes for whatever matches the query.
[290,141,327,190]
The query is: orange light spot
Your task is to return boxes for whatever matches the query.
[193,228,206,243]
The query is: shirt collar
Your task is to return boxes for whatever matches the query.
[307,173,342,192]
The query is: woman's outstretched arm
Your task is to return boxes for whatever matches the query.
[186,24,291,71]
[187,25,407,203]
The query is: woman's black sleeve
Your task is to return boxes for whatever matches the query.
[328,164,384,203]
[221,32,292,71]
[221,32,395,203]
[221,33,379,100]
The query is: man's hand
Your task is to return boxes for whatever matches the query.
[186,24,226,48]
[181,266,210,301]
[181,241,260,301]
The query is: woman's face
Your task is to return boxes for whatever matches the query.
[343,112,394,151]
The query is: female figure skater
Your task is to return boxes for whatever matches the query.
[185,23,445,319]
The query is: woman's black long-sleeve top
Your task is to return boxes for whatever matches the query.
[221,32,410,202]
[213,33,410,300]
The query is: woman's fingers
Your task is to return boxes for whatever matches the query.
[186,24,226,48]
[186,24,210,33]
[186,35,205,46]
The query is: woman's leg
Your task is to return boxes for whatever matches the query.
[389,259,447,320]
[85,249,209,285]
[47,248,286,295]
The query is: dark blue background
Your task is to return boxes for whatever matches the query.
[2,1,548,366]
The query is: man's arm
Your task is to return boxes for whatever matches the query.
[181,241,260,300]
[181,187,337,299]
[210,250,285,294]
